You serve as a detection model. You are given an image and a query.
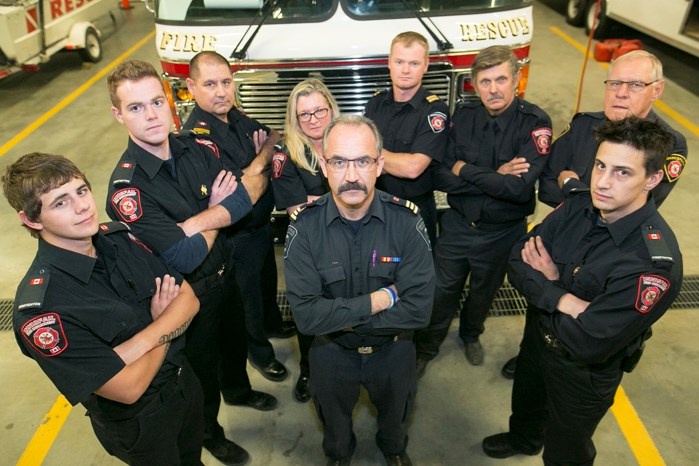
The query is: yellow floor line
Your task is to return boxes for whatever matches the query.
[0,30,155,159]
[549,26,699,137]
[12,29,155,466]
[16,396,72,466]
[551,25,672,466]
[612,385,666,466]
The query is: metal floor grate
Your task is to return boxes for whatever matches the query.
[2,276,699,331]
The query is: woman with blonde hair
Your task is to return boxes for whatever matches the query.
[272,78,339,402]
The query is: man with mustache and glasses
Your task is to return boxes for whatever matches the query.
[414,46,552,376]
[284,115,435,466]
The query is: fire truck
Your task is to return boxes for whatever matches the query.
[148,0,535,129]
[0,0,114,79]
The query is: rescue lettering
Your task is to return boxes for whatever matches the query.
[49,0,93,21]
[459,16,531,42]
[159,32,217,53]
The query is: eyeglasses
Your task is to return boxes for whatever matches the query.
[297,107,329,122]
[324,156,378,172]
[604,80,658,92]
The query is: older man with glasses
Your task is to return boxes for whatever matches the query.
[284,115,435,466]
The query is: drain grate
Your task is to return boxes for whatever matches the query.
[3,276,699,331]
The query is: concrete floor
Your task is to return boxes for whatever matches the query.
[1,1,698,465]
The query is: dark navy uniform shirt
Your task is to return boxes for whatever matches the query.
[271,143,327,210]
[184,104,275,231]
[106,134,250,284]
[538,110,688,207]
[13,223,185,416]
[508,195,683,364]
[434,97,552,225]
[363,86,449,199]
[283,190,435,347]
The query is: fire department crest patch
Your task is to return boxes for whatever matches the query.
[427,112,447,133]
[194,137,220,158]
[664,154,686,182]
[111,188,143,223]
[21,312,68,357]
[272,151,287,179]
[635,274,670,314]
[531,127,552,155]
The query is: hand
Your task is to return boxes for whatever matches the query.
[557,293,590,319]
[557,170,579,188]
[150,275,180,320]
[497,157,529,176]
[209,170,238,207]
[451,160,466,176]
[521,236,559,281]
[252,129,268,154]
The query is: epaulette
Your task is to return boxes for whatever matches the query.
[641,225,675,263]
[111,160,137,186]
[98,221,130,235]
[380,192,419,215]
[16,266,50,312]
[572,111,605,121]
[373,88,389,97]
[455,99,481,110]
[425,94,441,103]
[289,196,325,221]
[517,100,549,120]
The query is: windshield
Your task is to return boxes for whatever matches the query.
[156,0,530,22]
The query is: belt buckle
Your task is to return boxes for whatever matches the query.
[357,346,373,355]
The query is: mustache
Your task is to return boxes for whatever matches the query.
[338,182,368,194]
[487,93,504,101]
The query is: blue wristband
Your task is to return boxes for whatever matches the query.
[380,287,397,309]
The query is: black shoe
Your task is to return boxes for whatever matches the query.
[384,452,413,466]
[416,358,429,380]
[294,374,311,402]
[501,356,517,380]
[223,390,278,411]
[464,340,484,366]
[267,321,297,339]
[203,438,250,466]
[325,457,351,466]
[482,432,542,459]
[251,358,289,382]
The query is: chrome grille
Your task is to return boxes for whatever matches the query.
[235,65,453,130]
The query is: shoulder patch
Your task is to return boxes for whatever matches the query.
[193,136,221,159]
[283,225,298,259]
[272,150,287,179]
[415,217,432,251]
[427,112,447,133]
[111,160,136,186]
[425,94,440,103]
[664,153,686,182]
[642,226,674,263]
[635,274,670,314]
[20,312,68,357]
[111,188,143,223]
[17,269,50,311]
[531,127,553,155]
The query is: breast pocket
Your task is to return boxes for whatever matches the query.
[319,265,346,297]
[369,263,396,289]
[88,301,141,344]
[570,271,605,302]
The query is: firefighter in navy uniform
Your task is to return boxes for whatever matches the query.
[363,31,449,248]
[4,153,203,465]
[105,59,275,466]
[483,117,683,465]
[414,45,552,374]
[284,115,435,466]
[184,51,294,385]
[538,50,687,209]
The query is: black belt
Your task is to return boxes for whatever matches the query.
[189,264,225,296]
[467,218,524,232]
[326,331,413,355]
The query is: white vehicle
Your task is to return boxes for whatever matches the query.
[0,0,114,79]
[149,0,536,129]
[566,0,699,58]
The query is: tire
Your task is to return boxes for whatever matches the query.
[585,0,611,39]
[79,27,102,63]
[565,0,587,26]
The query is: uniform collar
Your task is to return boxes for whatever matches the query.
[324,190,386,227]
[126,135,188,180]
[585,196,658,246]
[192,103,241,132]
[480,96,519,132]
[36,233,118,284]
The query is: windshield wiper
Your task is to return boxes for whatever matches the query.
[231,0,289,60]
[400,0,453,51]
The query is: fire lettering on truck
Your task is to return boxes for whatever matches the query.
[459,16,530,42]
[159,32,217,53]
[50,0,93,20]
